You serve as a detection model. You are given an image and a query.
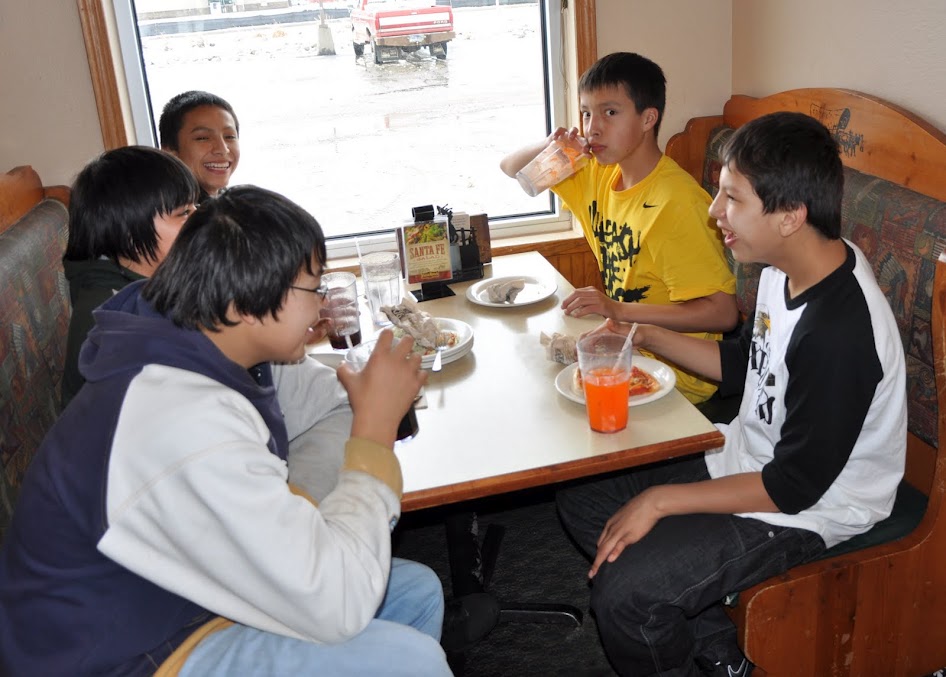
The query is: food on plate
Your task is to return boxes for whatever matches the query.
[381,297,438,349]
[628,365,660,397]
[573,365,659,398]
[540,331,577,365]
[381,296,458,355]
[393,328,459,356]
[486,278,526,304]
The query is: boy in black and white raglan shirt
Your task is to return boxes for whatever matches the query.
[556,112,906,677]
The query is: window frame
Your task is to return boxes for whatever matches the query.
[76,0,598,256]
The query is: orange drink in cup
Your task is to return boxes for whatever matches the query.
[576,334,632,433]
[583,367,631,433]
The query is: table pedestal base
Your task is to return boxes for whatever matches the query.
[445,513,583,629]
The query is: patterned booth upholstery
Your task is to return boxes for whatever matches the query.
[0,170,70,543]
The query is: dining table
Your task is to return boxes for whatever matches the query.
[311,250,726,513]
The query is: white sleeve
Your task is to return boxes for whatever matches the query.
[97,365,399,644]
[275,360,354,502]
[287,405,353,503]
[273,359,349,439]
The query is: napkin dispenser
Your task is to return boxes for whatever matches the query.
[443,206,485,284]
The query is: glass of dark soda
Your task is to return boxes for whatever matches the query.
[319,272,362,350]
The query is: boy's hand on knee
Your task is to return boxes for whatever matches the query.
[589,489,661,578]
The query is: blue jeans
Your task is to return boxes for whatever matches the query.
[556,457,825,677]
[180,558,450,676]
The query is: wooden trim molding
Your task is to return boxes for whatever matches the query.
[77,0,131,149]
[574,0,597,77]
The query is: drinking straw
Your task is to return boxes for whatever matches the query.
[614,322,639,371]
[354,236,364,261]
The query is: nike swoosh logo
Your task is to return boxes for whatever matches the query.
[643,202,658,208]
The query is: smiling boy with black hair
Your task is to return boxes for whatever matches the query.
[556,112,906,676]
[160,90,240,201]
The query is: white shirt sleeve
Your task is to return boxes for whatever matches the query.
[274,360,354,502]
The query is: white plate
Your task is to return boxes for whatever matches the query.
[345,318,474,370]
[465,275,557,308]
[415,318,474,369]
[554,356,677,407]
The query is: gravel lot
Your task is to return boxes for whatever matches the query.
[141,4,554,239]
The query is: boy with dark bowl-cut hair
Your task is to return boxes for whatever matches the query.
[501,51,738,404]
[160,90,240,201]
[61,145,200,408]
[556,112,907,676]
[0,186,451,676]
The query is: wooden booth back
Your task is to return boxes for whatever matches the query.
[0,166,71,543]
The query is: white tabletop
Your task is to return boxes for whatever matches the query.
[312,252,724,511]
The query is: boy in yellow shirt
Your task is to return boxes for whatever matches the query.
[501,52,737,403]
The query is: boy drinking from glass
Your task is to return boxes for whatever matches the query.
[0,186,451,676]
[501,52,738,404]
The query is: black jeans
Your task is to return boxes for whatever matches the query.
[556,456,825,677]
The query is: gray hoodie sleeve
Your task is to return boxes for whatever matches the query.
[273,359,353,502]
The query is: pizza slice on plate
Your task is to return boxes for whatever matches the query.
[628,365,660,397]
[573,365,660,397]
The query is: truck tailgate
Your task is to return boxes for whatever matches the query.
[374,8,452,37]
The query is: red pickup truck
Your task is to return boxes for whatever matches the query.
[351,0,455,64]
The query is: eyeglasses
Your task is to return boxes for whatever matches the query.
[290,283,328,300]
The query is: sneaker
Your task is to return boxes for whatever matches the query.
[440,592,501,653]
[697,657,753,677]
[719,658,752,677]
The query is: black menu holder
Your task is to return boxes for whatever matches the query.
[415,281,455,301]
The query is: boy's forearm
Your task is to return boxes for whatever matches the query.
[500,138,550,177]
[636,323,723,381]
[650,472,778,517]
[615,292,738,333]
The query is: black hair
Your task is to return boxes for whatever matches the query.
[578,52,667,137]
[721,111,844,239]
[158,90,240,151]
[64,146,200,263]
[143,185,327,332]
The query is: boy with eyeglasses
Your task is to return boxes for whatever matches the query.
[0,186,451,676]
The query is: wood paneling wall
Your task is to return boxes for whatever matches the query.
[493,237,603,292]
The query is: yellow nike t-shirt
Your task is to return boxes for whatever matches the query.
[554,154,736,403]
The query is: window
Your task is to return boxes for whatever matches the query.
[108,0,585,257]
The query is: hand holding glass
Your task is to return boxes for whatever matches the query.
[516,138,589,197]
[345,338,420,442]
